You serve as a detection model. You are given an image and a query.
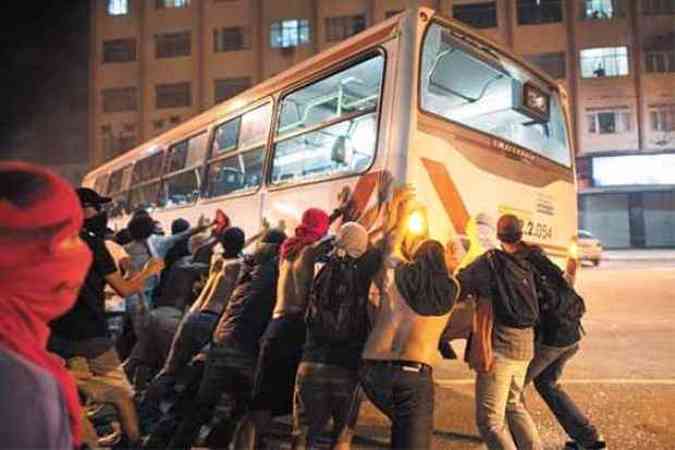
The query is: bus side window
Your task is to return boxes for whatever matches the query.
[162,132,208,208]
[272,54,384,186]
[128,151,165,213]
[205,103,271,199]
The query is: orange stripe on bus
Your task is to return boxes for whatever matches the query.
[421,158,470,235]
[350,171,381,215]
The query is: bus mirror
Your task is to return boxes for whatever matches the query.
[331,135,353,167]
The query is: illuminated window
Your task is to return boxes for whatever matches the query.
[156,82,191,109]
[580,47,629,78]
[213,27,249,52]
[453,2,498,29]
[587,108,632,134]
[583,0,619,20]
[325,15,366,42]
[642,0,675,15]
[155,31,191,58]
[270,19,310,48]
[517,0,562,25]
[156,0,190,8]
[650,105,675,132]
[107,0,128,16]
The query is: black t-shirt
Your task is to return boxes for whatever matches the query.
[50,231,117,347]
[302,247,384,370]
[154,256,209,310]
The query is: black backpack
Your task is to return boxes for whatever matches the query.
[305,254,369,344]
[486,249,540,329]
[525,249,586,329]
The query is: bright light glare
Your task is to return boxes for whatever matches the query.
[568,242,579,260]
[408,211,426,235]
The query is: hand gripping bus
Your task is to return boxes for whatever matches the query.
[84,8,578,276]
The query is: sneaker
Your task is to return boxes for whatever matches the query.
[565,440,607,450]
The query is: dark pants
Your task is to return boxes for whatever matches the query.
[139,311,220,433]
[167,344,256,450]
[360,360,435,450]
[525,343,600,447]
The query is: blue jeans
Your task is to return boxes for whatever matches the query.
[526,343,599,446]
[475,353,542,450]
[360,360,435,450]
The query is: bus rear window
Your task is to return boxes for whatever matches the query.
[420,23,571,167]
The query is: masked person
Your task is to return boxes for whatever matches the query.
[292,220,390,450]
[48,186,164,447]
[0,162,92,449]
[361,193,459,450]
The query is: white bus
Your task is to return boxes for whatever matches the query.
[83,7,577,269]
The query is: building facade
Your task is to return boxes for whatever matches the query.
[91,0,675,248]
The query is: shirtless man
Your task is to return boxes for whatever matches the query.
[361,195,459,450]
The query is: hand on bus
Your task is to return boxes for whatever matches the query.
[261,217,271,231]
[197,214,212,230]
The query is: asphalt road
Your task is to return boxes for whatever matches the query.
[263,259,675,450]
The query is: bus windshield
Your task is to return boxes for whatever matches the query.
[420,23,572,167]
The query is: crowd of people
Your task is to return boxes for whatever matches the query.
[0,161,606,450]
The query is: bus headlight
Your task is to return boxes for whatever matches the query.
[568,241,579,260]
[407,210,427,235]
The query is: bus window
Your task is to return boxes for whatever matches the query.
[206,146,264,198]
[239,104,272,149]
[107,169,125,195]
[106,165,132,218]
[132,151,164,185]
[162,132,208,207]
[129,181,162,212]
[420,23,571,167]
[94,173,109,195]
[212,117,241,155]
[272,54,384,185]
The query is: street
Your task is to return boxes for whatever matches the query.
[265,257,675,449]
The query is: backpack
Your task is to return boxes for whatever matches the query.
[486,249,540,329]
[525,249,586,329]
[305,254,369,344]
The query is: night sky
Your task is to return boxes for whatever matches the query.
[0,1,89,165]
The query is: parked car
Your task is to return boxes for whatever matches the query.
[577,229,603,266]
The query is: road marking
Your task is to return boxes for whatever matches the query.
[436,378,675,386]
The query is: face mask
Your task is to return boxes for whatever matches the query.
[84,211,108,236]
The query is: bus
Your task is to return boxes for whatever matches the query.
[83,7,577,270]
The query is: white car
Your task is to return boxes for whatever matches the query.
[577,230,603,266]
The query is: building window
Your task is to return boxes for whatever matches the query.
[270,19,310,48]
[156,0,190,8]
[102,39,136,63]
[102,130,136,160]
[517,0,563,25]
[325,15,367,42]
[107,0,129,16]
[453,2,498,29]
[102,87,137,113]
[526,52,566,79]
[385,10,403,18]
[642,0,675,15]
[214,77,251,103]
[155,31,191,58]
[213,27,249,52]
[156,82,191,109]
[580,47,629,78]
[587,109,632,134]
[646,50,675,73]
[582,0,620,20]
[650,104,675,131]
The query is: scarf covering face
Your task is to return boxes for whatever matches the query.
[0,162,92,447]
[280,208,329,260]
[394,240,458,317]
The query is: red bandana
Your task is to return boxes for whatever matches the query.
[0,162,92,447]
[280,208,330,260]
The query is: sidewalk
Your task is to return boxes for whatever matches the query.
[603,249,675,261]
